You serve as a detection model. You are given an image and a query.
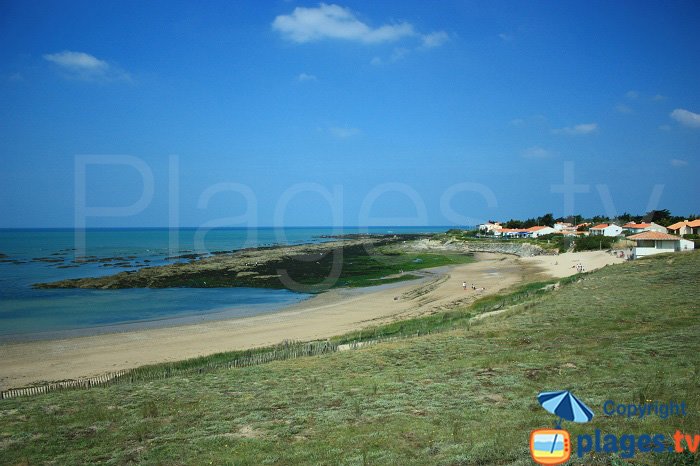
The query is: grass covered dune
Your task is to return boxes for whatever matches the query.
[2,252,699,465]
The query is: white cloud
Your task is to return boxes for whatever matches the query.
[615,103,633,114]
[272,3,448,54]
[652,94,666,102]
[297,72,317,82]
[670,159,688,167]
[422,31,449,48]
[498,33,513,42]
[43,50,130,82]
[329,125,361,138]
[44,50,108,71]
[272,4,415,44]
[553,123,598,136]
[625,90,639,100]
[670,108,700,129]
[522,146,552,159]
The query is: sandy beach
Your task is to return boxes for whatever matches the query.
[0,250,623,390]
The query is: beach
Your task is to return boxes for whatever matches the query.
[0,250,623,390]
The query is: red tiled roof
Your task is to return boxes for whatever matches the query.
[623,222,651,228]
[590,223,609,229]
[527,226,550,231]
[667,220,700,230]
[627,231,680,241]
[667,221,687,230]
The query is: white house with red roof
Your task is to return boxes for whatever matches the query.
[527,226,556,238]
[628,231,695,259]
[478,222,503,235]
[667,219,700,236]
[498,226,557,238]
[690,219,700,234]
[622,222,668,234]
[499,228,529,238]
[589,223,623,237]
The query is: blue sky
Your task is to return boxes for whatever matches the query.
[1,0,699,228]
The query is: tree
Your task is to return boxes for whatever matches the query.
[522,217,537,228]
[537,213,554,227]
[646,209,672,225]
[618,212,633,223]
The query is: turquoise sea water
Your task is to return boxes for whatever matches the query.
[0,227,448,341]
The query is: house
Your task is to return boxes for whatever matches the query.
[565,230,589,237]
[478,222,503,235]
[628,231,695,259]
[668,219,700,236]
[498,225,557,238]
[622,222,668,234]
[553,222,573,231]
[500,228,530,238]
[692,219,700,234]
[574,222,591,233]
[589,223,623,237]
[526,226,557,238]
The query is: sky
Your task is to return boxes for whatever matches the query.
[1,0,699,228]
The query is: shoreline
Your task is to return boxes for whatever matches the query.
[0,276,430,344]
[0,250,623,390]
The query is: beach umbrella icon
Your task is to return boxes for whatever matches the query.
[537,390,594,428]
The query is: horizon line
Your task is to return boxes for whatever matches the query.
[0,225,462,231]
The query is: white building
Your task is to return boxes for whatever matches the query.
[478,222,502,235]
[527,226,557,238]
[622,222,667,234]
[668,219,700,236]
[589,223,623,237]
[628,231,695,259]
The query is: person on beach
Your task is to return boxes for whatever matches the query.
[462,281,467,290]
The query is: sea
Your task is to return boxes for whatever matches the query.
[0,227,449,342]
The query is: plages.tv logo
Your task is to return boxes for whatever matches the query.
[530,390,594,465]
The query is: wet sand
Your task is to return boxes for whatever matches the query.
[0,251,622,390]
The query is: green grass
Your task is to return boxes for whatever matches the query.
[332,248,475,288]
[1,252,699,465]
[274,245,475,291]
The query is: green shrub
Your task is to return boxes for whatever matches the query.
[536,233,574,252]
[573,235,617,251]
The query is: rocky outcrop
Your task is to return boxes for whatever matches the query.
[33,238,400,290]
[409,238,553,257]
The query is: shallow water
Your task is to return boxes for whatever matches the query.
[0,227,448,341]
